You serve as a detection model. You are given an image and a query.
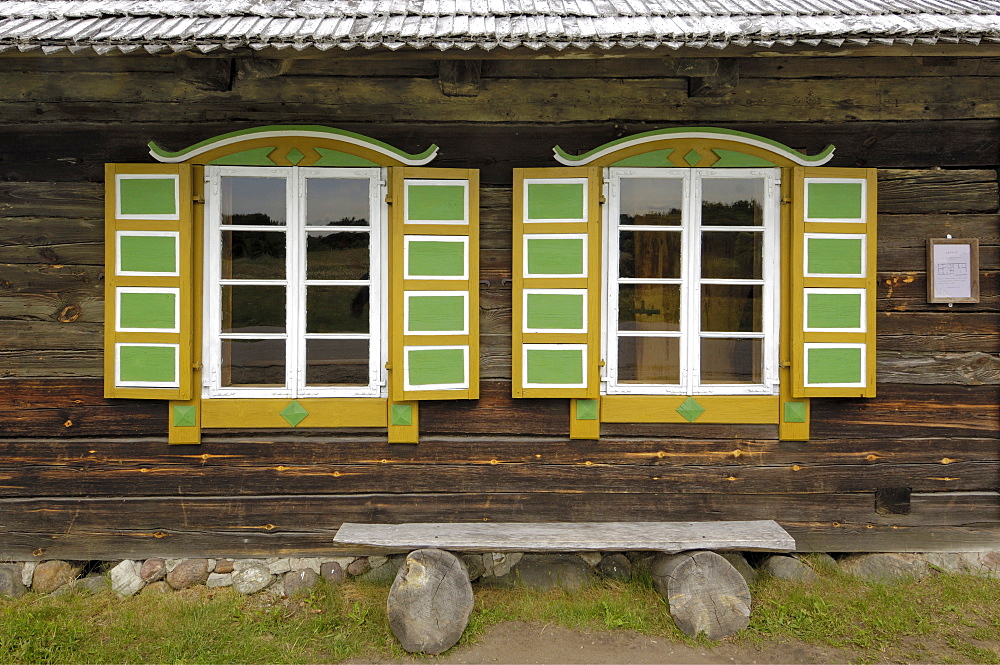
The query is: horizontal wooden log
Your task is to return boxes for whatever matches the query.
[878,214,1000,249]
[879,271,998,311]
[877,312,999,353]
[0,491,995,559]
[877,169,999,214]
[2,434,994,470]
[2,71,997,124]
[878,351,1000,385]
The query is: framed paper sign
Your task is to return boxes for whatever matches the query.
[927,238,980,303]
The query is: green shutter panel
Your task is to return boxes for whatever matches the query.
[513,168,601,398]
[791,167,877,398]
[390,168,480,401]
[104,164,195,400]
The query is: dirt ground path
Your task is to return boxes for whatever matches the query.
[349,621,856,664]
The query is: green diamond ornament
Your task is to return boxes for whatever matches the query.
[391,404,413,427]
[285,147,305,165]
[676,397,705,422]
[279,400,309,427]
[173,404,197,428]
[683,149,703,166]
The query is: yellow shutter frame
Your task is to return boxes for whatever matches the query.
[790,167,877,398]
[104,163,195,400]
[513,167,601,399]
[389,167,480,401]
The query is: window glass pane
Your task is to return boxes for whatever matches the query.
[306,286,370,334]
[305,178,370,227]
[701,231,763,280]
[221,285,285,333]
[701,178,764,227]
[221,230,285,280]
[618,284,680,331]
[617,336,680,384]
[701,338,763,384]
[306,231,370,280]
[619,178,683,226]
[701,284,762,332]
[221,177,286,226]
[221,339,285,386]
[619,230,681,279]
[305,339,369,386]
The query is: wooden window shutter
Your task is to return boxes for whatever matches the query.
[104,164,196,400]
[790,167,877,398]
[512,167,601,398]
[389,167,480,401]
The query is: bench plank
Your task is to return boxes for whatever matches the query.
[334,520,796,553]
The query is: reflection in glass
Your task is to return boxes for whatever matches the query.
[221,230,286,280]
[619,230,681,279]
[306,178,370,226]
[617,336,680,384]
[306,286,370,334]
[305,338,369,386]
[221,338,285,386]
[221,177,286,226]
[701,338,762,384]
[701,178,764,226]
[701,231,763,279]
[619,178,683,226]
[305,232,370,280]
[618,284,680,331]
[221,285,285,333]
[701,284,762,332]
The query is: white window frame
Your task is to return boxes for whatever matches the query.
[203,165,387,399]
[602,167,780,396]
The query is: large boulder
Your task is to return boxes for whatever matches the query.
[762,555,819,583]
[32,561,84,594]
[651,551,751,640]
[511,554,594,591]
[0,564,26,599]
[110,560,145,597]
[166,559,210,590]
[232,563,274,594]
[839,553,931,583]
[387,549,474,655]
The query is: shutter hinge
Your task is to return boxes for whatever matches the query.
[193,195,205,204]
[193,362,202,370]
[780,198,792,205]
[780,361,792,367]
[385,361,392,370]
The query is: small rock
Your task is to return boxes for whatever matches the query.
[597,553,632,581]
[762,555,818,583]
[32,560,84,594]
[232,559,261,572]
[839,553,931,583]
[387,549,474,654]
[283,569,320,596]
[483,552,522,578]
[267,558,291,575]
[578,552,602,566]
[511,554,594,591]
[267,581,285,597]
[165,559,183,572]
[207,573,233,588]
[110,560,145,597]
[460,554,486,581]
[233,563,274,594]
[140,558,167,583]
[719,552,758,586]
[346,558,370,577]
[21,562,35,588]
[142,580,172,595]
[77,574,109,595]
[214,559,235,574]
[357,555,405,585]
[368,556,389,569]
[320,561,344,583]
[0,564,26,599]
[166,559,210,590]
[802,553,838,570]
[289,557,322,574]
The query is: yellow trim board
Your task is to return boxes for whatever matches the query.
[601,395,780,424]
[201,398,388,429]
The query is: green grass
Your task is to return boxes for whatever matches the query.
[0,567,997,664]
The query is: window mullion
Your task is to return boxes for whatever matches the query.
[683,171,700,394]
[289,167,303,397]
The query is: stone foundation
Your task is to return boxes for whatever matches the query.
[1,550,997,599]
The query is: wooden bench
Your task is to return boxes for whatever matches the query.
[333,520,796,553]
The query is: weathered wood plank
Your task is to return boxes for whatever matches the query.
[878,351,1000,385]
[333,520,796,552]
[877,169,999,214]
[740,57,1000,79]
[880,272,999,312]
[877,312,1000,353]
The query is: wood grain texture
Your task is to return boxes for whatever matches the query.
[334,521,795,552]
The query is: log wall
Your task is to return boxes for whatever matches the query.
[0,53,997,559]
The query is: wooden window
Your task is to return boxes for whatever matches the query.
[604,168,780,396]
[203,166,385,399]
